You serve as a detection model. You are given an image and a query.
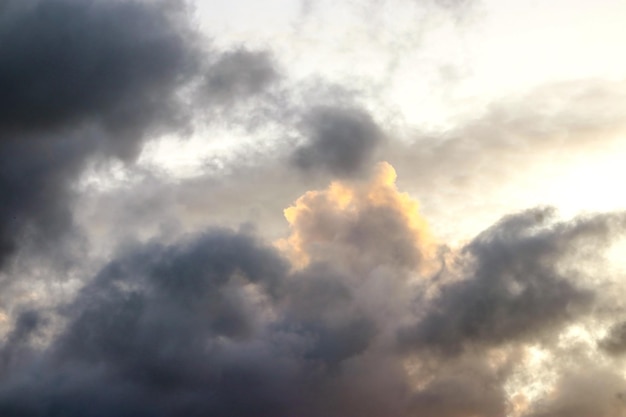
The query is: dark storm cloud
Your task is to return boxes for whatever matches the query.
[399,208,626,355]
[0,133,88,269]
[0,310,44,373]
[56,230,288,361]
[0,0,197,154]
[0,229,394,417]
[0,0,282,271]
[0,230,289,417]
[292,106,384,178]
[0,0,199,269]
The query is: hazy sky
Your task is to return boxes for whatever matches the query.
[1,0,626,416]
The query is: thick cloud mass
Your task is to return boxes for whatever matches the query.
[0,0,280,270]
[398,208,626,354]
[1,164,625,416]
[2,0,626,416]
[0,0,196,149]
[0,0,198,269]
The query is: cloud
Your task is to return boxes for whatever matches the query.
[0,227,398,417]
[0,164,428,416]
[0,230,290,416]
[278,161,435,271]
[0,1,625,415]
[526,368,626,417]
[1,162,624,416]
[82,76,626,259]
[398,208,626,355]
[599,321,626,356]
[406,351,515,417]
[0,0,198,154]
[201,49,279,104]
[0,310,44,374]
[0,0,282,273]
[0,0,199,272]
[292,106,385,178]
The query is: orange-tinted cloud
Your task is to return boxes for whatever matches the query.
[277,161,437,275]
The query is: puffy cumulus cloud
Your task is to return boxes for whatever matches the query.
[0,226,410,417]
[278,161,436,273]
[399,208,626,355]
[0,230,289,416]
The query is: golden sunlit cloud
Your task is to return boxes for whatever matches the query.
[277,161,437,275]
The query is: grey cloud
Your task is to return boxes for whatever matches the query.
[0,0,200,272]
[300,317,377,366]
[1,3,625,414]
[202,49,279,104]
[0,132,92,271]
[0,229,393,416]
[0,310,44,374]
[398,208,626,355]
[407,353,514,417]
[0,0,282,274]
[599,321,626,356]
[292,106,384,178]
[8,230,290,416]
[283,263,378,366]
[24,84,625,415]
[526,368,626,417]
[0,206,625,416]
[0,0,198,154]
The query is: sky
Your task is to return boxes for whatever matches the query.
[1,0,626,416]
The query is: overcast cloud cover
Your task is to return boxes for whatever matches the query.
[1,0,626,416]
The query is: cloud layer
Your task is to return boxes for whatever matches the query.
[1,0,626,416]
[1,161,626,416]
